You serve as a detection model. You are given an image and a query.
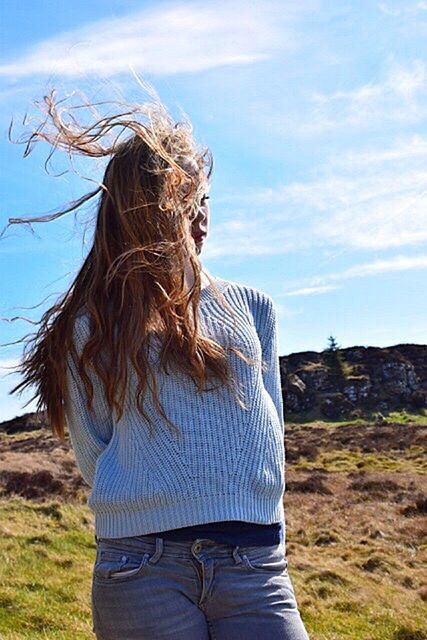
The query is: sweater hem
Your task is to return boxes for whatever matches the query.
[91,492,285,539]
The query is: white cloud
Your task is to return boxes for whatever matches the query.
[378,2,402,16]
[0,357,21,375]
[202,210,301,258]
[327,134,427,166]
[0,1,298,79]
[284,284,340,297]
[282,59,427,136]
[220,135,427,254]
[379,1,427,15]
[284,254,427,296]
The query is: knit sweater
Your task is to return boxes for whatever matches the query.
[64,277,286,539]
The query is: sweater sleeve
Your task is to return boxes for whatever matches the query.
[64,315,114,487]
[256,294,285,433]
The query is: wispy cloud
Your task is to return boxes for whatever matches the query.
[0,357,20,375]
[378,2,427,17]
[0,1,300,79]
[327,134,427,166]
[283,254,427,295]
[378,2,402,16]
[284,284,340,297]
[216,134,427,256]
[296,59,427,134]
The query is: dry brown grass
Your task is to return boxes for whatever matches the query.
[0,417,426,638]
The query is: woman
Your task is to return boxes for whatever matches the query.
[8,84,310,639]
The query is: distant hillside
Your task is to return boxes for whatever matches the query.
[0,343,425,435]
[282,343,426,420]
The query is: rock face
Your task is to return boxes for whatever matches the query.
[0,411,47,435]
[282,343,427,419]
[0,345,425,430]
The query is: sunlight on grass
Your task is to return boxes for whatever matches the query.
[1,494,426,639]
[1,409,426,640]
[287,410,427,428]
[294,447,427,473]
[0,498,96,639]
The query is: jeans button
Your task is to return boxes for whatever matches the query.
[194,543,202,553]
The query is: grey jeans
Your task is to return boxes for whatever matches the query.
[92,534,310,639]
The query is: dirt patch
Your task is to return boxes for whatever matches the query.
[400,495,427,517]
[0,420,426,507]
[348,477,402,493]
[0,429,87,502]
[287,471,332,495]
[0,470,64,499]
[286,421,427,462]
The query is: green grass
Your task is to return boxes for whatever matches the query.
[1,409,427,639]
[386,410,427,425]
[1,496,426,639]
[286,409,427,427]
[295,555,427,640]
[0,498,96,639]
[293,446,427,473]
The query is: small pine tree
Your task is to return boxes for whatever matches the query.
[323,335,346,391]
[327,335,339,351]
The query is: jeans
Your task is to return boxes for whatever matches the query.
[92,533,310,639]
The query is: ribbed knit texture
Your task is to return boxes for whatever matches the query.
[64,277,286,539]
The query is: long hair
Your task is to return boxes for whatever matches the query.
[3,82,258,441]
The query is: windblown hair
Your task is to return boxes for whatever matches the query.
[3,82,258,441]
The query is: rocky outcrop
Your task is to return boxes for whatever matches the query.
[1,345,425,430]
[281,343,427,419]
[0,411,47,435]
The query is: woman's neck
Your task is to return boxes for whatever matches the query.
[184,264,212,291]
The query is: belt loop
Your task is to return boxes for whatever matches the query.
[232,545,243,565]
[148,537,163,565]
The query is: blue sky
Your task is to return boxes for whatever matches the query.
[0,0,426,421]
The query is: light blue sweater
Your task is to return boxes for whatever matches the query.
[65,277,286,539]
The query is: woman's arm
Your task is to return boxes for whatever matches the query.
[256,294,285,433]
[64,315,114,487]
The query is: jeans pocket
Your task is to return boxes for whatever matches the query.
[240,544,289,573]
[93,547,150,584]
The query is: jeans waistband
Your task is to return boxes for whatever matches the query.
[94,532,284,560]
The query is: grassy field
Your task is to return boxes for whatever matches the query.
[0,413,426,639]
[0,500,97,639]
